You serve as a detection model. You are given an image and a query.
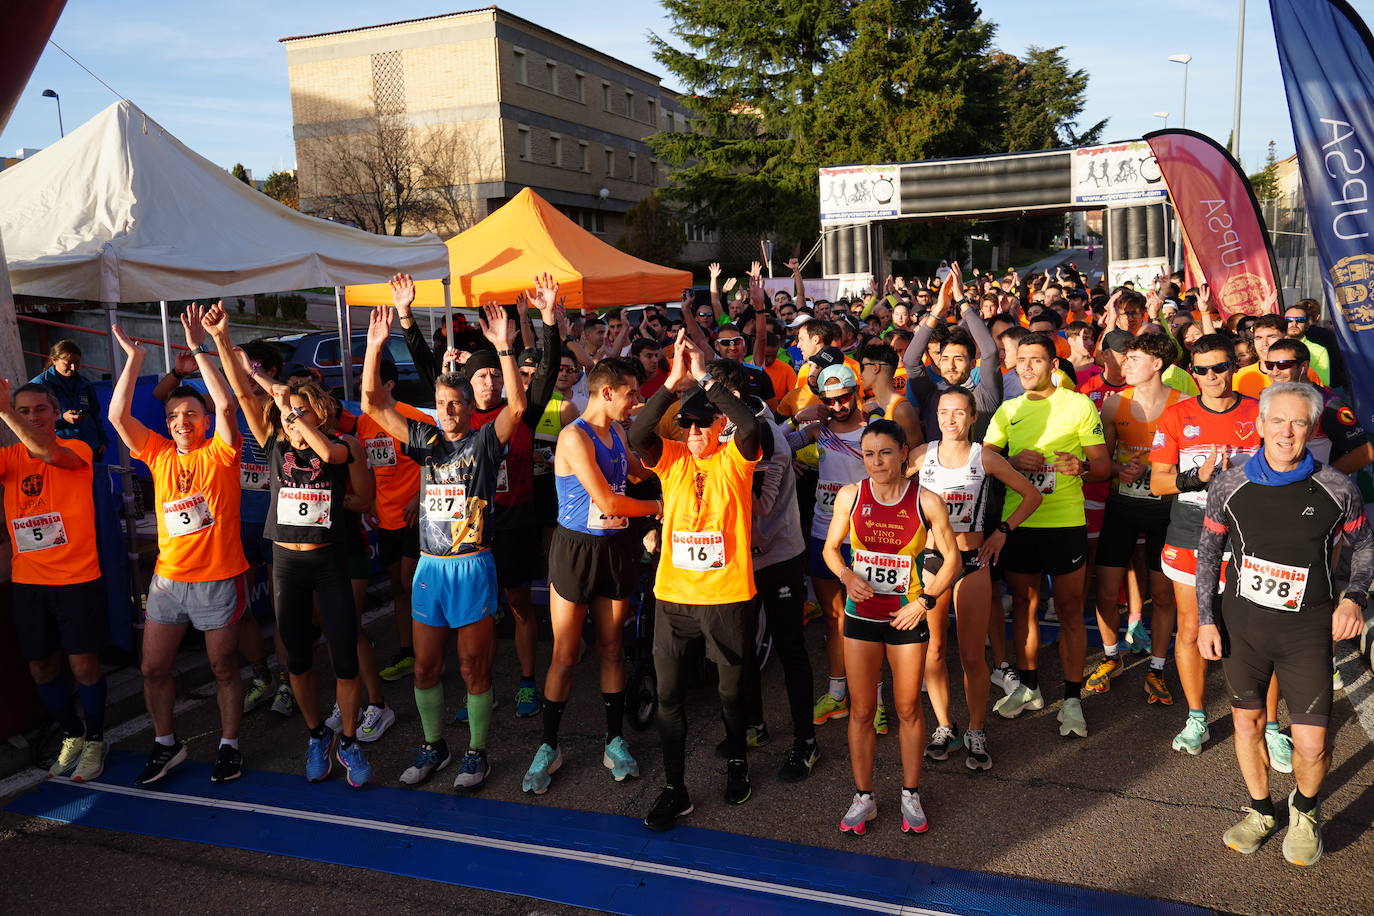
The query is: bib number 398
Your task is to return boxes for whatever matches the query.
[671,531,726,571]
[1239,554,1307,612]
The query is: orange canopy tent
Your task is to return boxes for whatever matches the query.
[345,187,691,311]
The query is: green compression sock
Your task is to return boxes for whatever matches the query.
[467,690,494,750]
[414,684,445,744]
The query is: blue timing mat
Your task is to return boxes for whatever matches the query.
[7,752,1206,916]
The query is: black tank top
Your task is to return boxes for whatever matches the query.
[264,433,352,545]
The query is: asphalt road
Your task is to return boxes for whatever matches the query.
[3,599,1372,915]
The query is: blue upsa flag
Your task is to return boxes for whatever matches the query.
[1272,0,1374,425]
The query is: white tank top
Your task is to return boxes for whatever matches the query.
[918,442,989,534]
[811,423,868,540]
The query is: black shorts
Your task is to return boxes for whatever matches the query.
[376,524,420,565]
[1096,498,1169,571]
[533,474,558,529]
[654,599,756,667]
[921,547,984,584]
[12,579,108,660]
[492,523,545,589]
[548,525,640,605]
[844,613,930,645]
[1220,602,1333,726]
[1000,525,1088,577]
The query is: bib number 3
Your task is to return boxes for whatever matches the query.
[163,493,214,537]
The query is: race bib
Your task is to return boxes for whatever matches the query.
[943,491,976,531]
[365,437,396,468]
[240,461,269,491]
[588,485,628,530]
[533,445,554,476]
[1239,554,1307,612]
[496,460,509,493]
[163,493,214,537]
[853,549,912,595]
[816,480,843,513]
[10,512,67,553]
[277,487,332,528]
[671,531,726,571]
[1117,469,1159,500]
[1025,467,1056,495]
[423,483,467,521]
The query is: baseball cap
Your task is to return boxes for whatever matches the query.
[1101,330,1133,353]
[674,389,719,424]
[810,346,846,374]
[816,364,859,394]
[517,348,541,368]
[787,312,815,329]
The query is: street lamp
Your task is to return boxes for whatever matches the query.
[1153,111,1170,129]
[41,88,64,138]
[1168,54,1192,128]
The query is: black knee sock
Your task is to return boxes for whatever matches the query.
[34,677,83,737]
[542,699,567,748]
[1018,668,1039,691]
[76,678,106,741]
[603,691,625,742]
[1251,795,1275,817]
[1063,680,1082,701]
[1292,789,1318,814]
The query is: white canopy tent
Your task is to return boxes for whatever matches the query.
[0,98,452,393]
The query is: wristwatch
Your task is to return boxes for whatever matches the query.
[1341,590,1369,610]
[496,348,515,357]
[170,368,185,380]
[284,408,304,425]
[919,593,939,610]
[191,344,210,356]
[997,521,1012,535]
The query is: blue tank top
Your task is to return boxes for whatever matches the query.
[555,418,630,536]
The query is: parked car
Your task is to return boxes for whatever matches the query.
[265,331,432,406]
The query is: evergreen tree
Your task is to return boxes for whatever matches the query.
[992,46,1105,152]
[231,162,252,185]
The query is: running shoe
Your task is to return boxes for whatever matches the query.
[603,737,640,782]
[644,785,693,831]
[1144,670,1173,705]
[135,740,187,786]
[523,743,563,794]
[358,704,396,743]
[925,724,959,761]
[452,749,490,789]
[306,729,335,782]
[1283,791,1323,866]
[724,758,751,805]
[48,735,85,778]
[242,677,272,714]
[1266,729,1294,775]
[337,741,373,788]
[1057,698,1087,738]
[839,793,877,835]
[1171,716,1210,755]
[324,702,345,732]
[900,788,928,834]
[1223,806,1277,855]
[1333,666,1345,692]
[873,703,889,735]
[399,741,452,786]
[993,684,1043,719]
[989,663,1021,697]
[71,739,106,783]
[964,730,992,771]
[777,740,820,783]
[451,693,499,725]
[1125,619,1152,655]
[714,723,771,757]
[1042,600,1058,623]
[1084,657,1123,693]
[379,652,415,682]
[271,682,296,718]
[515,683,542,718]
[212,744,244,783]
[812,692,849,724]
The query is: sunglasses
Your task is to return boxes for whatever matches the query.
[675,415,719,429]
[696,312,712,319]
[716,337,745,346]
[557,365,579,373]
[820,391,856,405]
[1264,359,1300,371]
[1285,316,1308,324]
[1190,361,1234,376]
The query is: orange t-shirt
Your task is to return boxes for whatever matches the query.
[754,358,797,406]
[134,433,248,583]
[649,438,758,605]
[0,439,100,585]
[356,403,431,530]
[1233,363,1322,399]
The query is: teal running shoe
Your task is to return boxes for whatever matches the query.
[603,737,640,781]
[522,743,562,794]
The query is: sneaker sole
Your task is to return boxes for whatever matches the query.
[358,711,397,743]
[400,754,452,786]
[211,765,243,783]
[901,818,929,834]
[924,746,954,761]
[525,755,563,795]
[813,709,849,724]
[726,785,752,806]
[454,765,491,790]
[1171,736,1207,755]
[965,757,992,771]
[1146,692,1174,705]
[603,753,639,782]
[136,746,189,786]
[644,804,693,831]
[379,668,414,682]
[839,818,872,835]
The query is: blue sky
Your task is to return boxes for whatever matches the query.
[5,0,1371,176]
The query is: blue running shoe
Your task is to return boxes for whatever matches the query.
[515,683,542,718]
[522,743,562,794]
[399,741,452,786]
[306,728,335,782]
[337,740,373,788]
[452,749,490,789]
[603,737,640,782]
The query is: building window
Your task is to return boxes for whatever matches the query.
[604,147,614,176]
[628,153,637,182]
[518,126,531,160]
[593,211,605,234]
[686,224,716,244]
[549,134,561,167]
[602,82,611,111]
[513,49,527,85]
[665,111,674,132]
[647,99,656,125]
[649,159,658,184]
[579,141,589,172]
[575,72,585,102]
[624,90,634,119]
[546,61,557,93]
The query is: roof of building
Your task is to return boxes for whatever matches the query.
[279,6,666,85]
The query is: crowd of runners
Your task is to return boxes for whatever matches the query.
[4,257,1369,866]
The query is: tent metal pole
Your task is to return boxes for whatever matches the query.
[104,301,142,641]
[443,278,454,368]
[336,286,353,401]
[159,300,172,374]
